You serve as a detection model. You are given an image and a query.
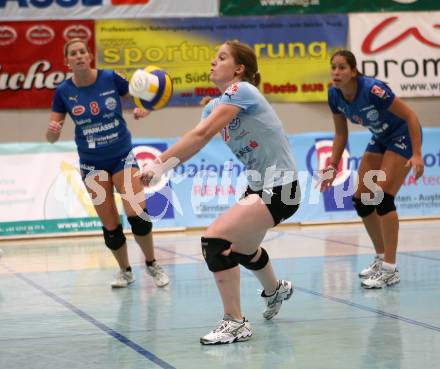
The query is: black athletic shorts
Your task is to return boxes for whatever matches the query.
[243,180,300,226]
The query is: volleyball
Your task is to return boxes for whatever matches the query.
[129,66,173,110]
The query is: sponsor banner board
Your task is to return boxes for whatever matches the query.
[350,12,440,97]
[1,128,439,238]
[0,0,219,21]
[0,20,95,108]
[220,0,440,16]
[96,15,347,105]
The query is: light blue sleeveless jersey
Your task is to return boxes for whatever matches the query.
[202,82,297,190]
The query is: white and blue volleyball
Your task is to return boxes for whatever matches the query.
[129,66,173,110]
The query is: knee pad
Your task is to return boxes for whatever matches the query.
[352,196,375,218]
[201,237,238,272]
[231,247,269,271]
[127,212,152,236]
[103,224,126,250]
[376,192,396,216]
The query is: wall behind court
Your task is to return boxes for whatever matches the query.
[1,98,439,143]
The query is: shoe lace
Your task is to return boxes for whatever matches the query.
[370,270,384,280]
[148,264,163,276]
[370,258,382,269]
[212,320,228,333]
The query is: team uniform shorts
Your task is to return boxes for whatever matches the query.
[243,180,300,226]
[79,149,139,180]
[366,127,422,160]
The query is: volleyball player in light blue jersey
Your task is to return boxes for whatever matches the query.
[47,38,169,289]
[202,81,296,190]
[321,50,424,289]
[141,40,300,344]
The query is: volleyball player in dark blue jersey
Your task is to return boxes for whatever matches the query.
[321,50,424,289]
[46,38,169,288]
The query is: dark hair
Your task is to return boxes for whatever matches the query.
[330,49,362,76]
[224,40,261,87]
[64,38,90,57]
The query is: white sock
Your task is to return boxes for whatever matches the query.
[382,261,396,271]
[376,253,384,260]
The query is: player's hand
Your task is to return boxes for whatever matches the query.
[47,120,64,134]
[140,157,180,187]
[133,107,150,120]
[319,165,337,192]
[140,159,164,186]
[406,155,424,180]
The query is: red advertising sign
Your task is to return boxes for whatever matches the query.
[0,20,95,109]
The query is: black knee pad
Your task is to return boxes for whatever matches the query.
[231,247,269,271]
[127,212,152,236]
[201,237,238,272]
[103,224,126,250]
[376,192,396,216]
[352,196,376,218]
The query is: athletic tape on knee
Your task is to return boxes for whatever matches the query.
[201,237,238,272]
[103,224,126,250]
[376,192,396,216]
[352,196,375,218]
[231,247,269,271]
[127,211,152,236]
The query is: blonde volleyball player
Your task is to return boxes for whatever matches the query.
[46,38,169,289]
[140,40,300,344]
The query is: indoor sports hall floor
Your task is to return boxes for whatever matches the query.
[0,220,439,369]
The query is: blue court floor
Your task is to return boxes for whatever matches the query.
[0,220,439,369]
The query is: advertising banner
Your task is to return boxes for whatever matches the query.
[1,128,439,238]
[0,0,219,21]
[220,0,440,16]
[0,20,95,108]
[350,12,440,97]
[96,15,347,105]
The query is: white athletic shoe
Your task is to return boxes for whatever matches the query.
[261,280,293,320]
[111,270,135,288]
[361,269,400,289]
[200,315,252,345]
[359,256,383,279]
[146,262,170,287]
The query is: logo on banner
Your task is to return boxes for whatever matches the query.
[111,0,150,4]
[362,16,440,54]
[132,143,175,220]
[26,25,55,45]
[0,0,103,9]
[0,25,17,46]
[306,139,354,212]
[63,25,92,41]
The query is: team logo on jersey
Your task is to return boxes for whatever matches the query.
[224,83,239,99]
[228,117,241,130]
[105,97,117,111]
[235,140,259,159]
[371,85,386,98]
[366,109,379,121]
[72,105,85,116]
